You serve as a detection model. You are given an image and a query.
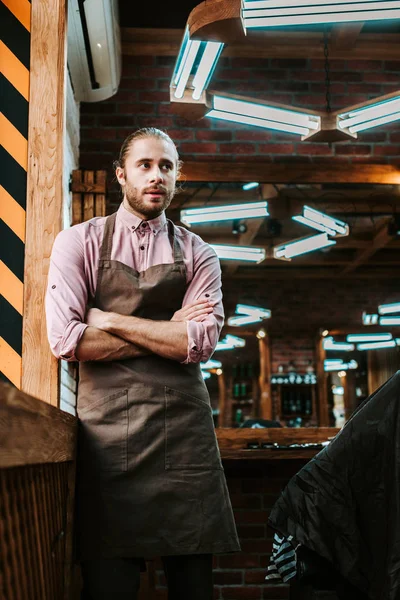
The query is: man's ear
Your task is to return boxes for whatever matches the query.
[116,166,126,186]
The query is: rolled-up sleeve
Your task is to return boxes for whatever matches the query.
[45,227,89,361]
[181,238,224,364]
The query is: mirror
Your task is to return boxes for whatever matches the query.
[166,179,400,428]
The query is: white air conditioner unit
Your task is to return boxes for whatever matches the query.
[67,0,122,102]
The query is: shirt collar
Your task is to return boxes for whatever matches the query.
[117,202,167,234]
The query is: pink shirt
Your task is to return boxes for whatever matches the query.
[45,203,224,364]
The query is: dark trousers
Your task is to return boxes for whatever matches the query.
[80,554,213,600]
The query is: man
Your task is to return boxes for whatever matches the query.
[45,128,240,600]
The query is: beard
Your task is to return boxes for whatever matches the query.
[124,180,175,220]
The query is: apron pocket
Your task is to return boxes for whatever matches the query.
[78,389,129,472]
[164,386,222,471]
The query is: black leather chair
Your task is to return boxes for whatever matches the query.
[289,546,368,600]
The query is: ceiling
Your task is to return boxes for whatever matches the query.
[118,2,202,29]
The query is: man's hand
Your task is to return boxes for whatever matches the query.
[86,307,111,331]
[171,298,215,323]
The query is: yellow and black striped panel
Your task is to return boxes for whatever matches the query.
[0,0,31,388]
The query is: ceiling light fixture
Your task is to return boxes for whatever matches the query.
[357,340,397,350]
[379,316,400,326]
[236,304,271,318]
[323,336,355,351]
[200,359,223,370]
[207,94,321,138]
[363,312,379,325]
[215,334,246,351]
[202,370,211,380]
[171,27,224,100]
[180,201,269,226]
[241,0,400,30]
[242,182,259,190]
[378,302,400,314]
[274,232,336,260]
[210,244,266,263]
[324,359,358,371]
[346,333,393,342]
[227,315,263,326]
[293,205,349,237]
[338,93,400,134]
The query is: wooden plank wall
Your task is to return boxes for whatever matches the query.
[71,170,107,224]
[0,381,77,600]
[0,0,31,388]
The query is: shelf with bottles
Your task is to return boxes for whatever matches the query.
[230,362,259,426]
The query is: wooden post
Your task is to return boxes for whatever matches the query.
[316,335,330,426]
[71,170,107,224]
[258,333,272,419]
[22,0,67,405]
[217,370,228,427]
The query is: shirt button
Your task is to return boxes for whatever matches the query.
[131,226,135,231]
[140,246,145,250]
[52,285,56,289]
[142,222,148,228]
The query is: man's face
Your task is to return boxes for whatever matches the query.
[116,136,178,220]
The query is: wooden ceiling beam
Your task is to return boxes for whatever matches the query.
[179,162,400,185]
[340,219,393,274]
[330,23,364,49]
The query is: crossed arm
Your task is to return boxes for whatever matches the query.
[75,300,214,363]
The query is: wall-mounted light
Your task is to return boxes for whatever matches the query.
[274,232,336,260]
[322,329,329,337]
[292,205,349,237]
[206,94,320,137]
[346,333,393,343]
[256,329,267,339]
[216,368,223,375]
[241,0,400,30]
[210,244,266,263]
[357,340,397,350]
[180,201,269,227]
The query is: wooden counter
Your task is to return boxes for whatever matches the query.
[216,426,340,460]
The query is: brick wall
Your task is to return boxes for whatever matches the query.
[80,54,400,212]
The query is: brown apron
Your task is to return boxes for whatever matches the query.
[75,212,240,560]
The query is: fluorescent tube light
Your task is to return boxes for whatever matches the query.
[200,359,222,370]
[192,42,224,101]
[323,337,355,351]
[180,201,269,226]
[274,233,336,260]
[235,304,271,319]
[363,312,379,325]
[215,334,246,351]
[379,316,400,326]
[227,315,263,326]
[293,206,349,237]
[324,359,358,372]
[332,386,345,395]
[206,95,320,137]
[243,182,259,190]
[338,96,400,134]
[202,371,211,380]
[242,1,400,29]
[357,340,397,350]
[210,244,266,263]
[378,302,400,314]
[174,39,201,99]
[346,333,393,342]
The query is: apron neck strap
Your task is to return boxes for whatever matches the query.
[100,212,117,261]
[100,213,184,265]
[167,219,184,265]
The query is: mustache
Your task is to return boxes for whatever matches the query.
[144,186,167,194]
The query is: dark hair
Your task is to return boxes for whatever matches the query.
[113,127,183,177]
